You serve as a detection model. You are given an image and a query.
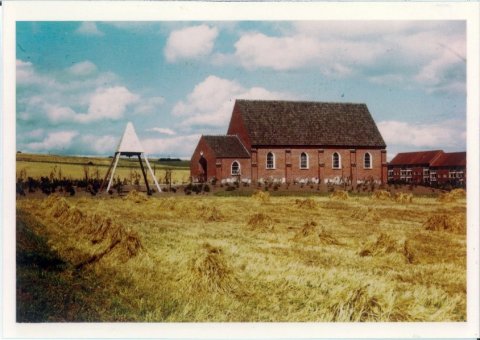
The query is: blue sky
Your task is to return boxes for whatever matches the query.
[16,21,466,160]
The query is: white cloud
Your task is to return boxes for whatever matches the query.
[104,22,154,31]
[229,21,465,93]
[68,60,97,76]
[235,33,320,71]
[165,25,218,62]
[17,59,56,87]
[172,75,295,128]
[80,134,117,154]
[133,96,165,115]
[233,31,384,74]
[25,128,45,139]
[368,74,406,86]
[27,131,79,151]
[75,86,140,123]
[142,134,201,158]
[147,127,176,136]
[16,60,36,84]
[45,105,77,123]
[378,119,466,149]
[17,59,169,128]
[75,22,104,36]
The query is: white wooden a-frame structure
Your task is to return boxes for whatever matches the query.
[101,122,161,194]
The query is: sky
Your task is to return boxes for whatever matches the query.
[16,21,466,160]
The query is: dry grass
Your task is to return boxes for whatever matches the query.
[330,190,349,200]
[359,232,399,257]
[124,190,148,203]
[371,190,391,201]
[423,213,466,234]
[394,192,413,204]
[252,190,270,203]
[188,243,239,295]
[30,194,143,268]
[17,193,466,322]
[198,205,225,222]
[351,207,381,223]
[293,221,340,245]
[247,213,275,231]
[294,198,318,209]
[438,189,466,203]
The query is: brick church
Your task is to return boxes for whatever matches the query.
[190,99,387,185]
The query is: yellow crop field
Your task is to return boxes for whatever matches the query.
[16,153,190,184]
[16,190,466,322]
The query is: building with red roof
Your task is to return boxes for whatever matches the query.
[388,150,466,187]
[191,99,388,184]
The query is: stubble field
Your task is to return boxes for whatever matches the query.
[16,189,466,322]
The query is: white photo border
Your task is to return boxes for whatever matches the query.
[2,1,479,339]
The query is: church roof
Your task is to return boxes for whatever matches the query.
[203,135,250,158]
[234,99,386,147]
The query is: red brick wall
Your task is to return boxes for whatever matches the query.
[190,138,387,184]
[227,104,252,150]
[253,147,385,183]
[190,136,217,181]
[352,149,385,183]
[217,158,252,180]
[255,148,287,179]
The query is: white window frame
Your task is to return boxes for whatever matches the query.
[300,152,309,169]
[266,152,276,169]
[332,152,341,169]
[231,160,241,176]
[364,152,372,169]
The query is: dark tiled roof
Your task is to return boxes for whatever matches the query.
[431,152,466,167]
[235,99,386,147]
[389,150,443,166]
[203,135,250,158]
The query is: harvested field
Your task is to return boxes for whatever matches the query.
[371,190,391,201]
[251,190,270,203]
[16,193,466,322]
[394,192,413,204]
[330,190,349,200]
[294,198,318,209]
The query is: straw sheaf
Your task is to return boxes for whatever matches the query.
[371,190,391,201]
[188,243,240,294]
[394,193,413,204]
[36,195,143,267]
[293,221,340,245]
[294,198,318,209]
[350,207,381,223]
[252,190,270,203]
[423,213,465,234]
[247,213,275,231]
[330,190,349,200]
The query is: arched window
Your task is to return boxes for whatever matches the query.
[266,152,275,169]
[364,152,372,169]
[300,152,308,169]
[332,152,341,169]
[231,161,240,175]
